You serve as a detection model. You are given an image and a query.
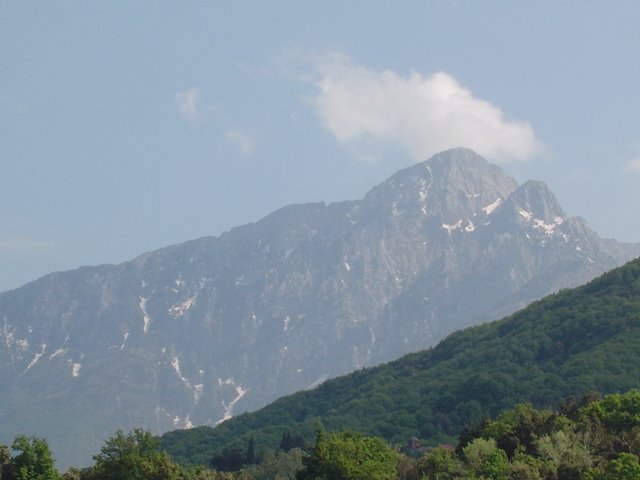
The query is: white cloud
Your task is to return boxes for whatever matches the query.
[225,129,255,156]
[625,158,640,173]
[175,87,201,123]
[0,235,54,252]
[307,54,541,163]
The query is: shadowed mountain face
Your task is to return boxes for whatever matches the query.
[0,148,637,468]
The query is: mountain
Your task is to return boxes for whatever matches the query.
[162,257,640,467]
[0,148,637,468]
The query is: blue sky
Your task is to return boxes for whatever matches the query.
[1,1,639,292]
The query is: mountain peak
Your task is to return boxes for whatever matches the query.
[503,179,566,224]
[426,147,491,168]
[362,148,518,223]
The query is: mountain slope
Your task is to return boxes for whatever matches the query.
[162,257,640,467]
[0,148,638,468]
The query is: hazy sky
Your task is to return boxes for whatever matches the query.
[2,1,639,292]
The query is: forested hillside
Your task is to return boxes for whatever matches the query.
[161,257,640,466]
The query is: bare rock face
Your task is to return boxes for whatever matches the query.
[0,148,637,468]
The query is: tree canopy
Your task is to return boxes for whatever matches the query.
[296,428,397,480]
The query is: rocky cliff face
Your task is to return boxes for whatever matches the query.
[0,148,637,468]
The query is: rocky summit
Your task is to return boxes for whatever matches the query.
[0,148,637,468]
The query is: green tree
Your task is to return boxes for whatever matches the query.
[210,446,247,472]
[582,390,640,433]
[535,430,592,479]
[584,453,640,480]
[60,468,82,480]
[604,453,640,479]
[180,467,234,480]
[246,436,256,465]
[463,437,509,480]
[415,446,463,479]
[91,429,181,480]
[297,428,397,480]
[0,444,12,480]
[508,453,544,480]
[10,435,59,480]
[244,448,303,480]
[580,390,640,456]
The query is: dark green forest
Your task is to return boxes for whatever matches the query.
[161,258,640,467]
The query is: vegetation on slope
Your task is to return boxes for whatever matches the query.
[7,389,640,479]
[161,258,640,467]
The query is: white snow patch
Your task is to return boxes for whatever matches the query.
[482,198,502,215]
[442,219,462,233]
[518,209,532,221]
[16,338,29,350]
[421,206,428,215]
[49,348,66,361]
[120,332,130,350]
[139,296,152,334]
[215,380,248,426]
[72,363,82,377]
[587,257,595,263]
[171,356,185,379]
[464,220,476,232]
[24,343,46,374]
[172,415,194,429]
[575,245,582,252]
[173,415,193,429]
[174,277,185,287]
[194,384,203,399]
[168,295,197,317]
[171,356,188,383]
[171,355,204,402]
[532,218,556,235]
[283,315,290,333]
[344,261,351,272]
[1,321,22,367]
